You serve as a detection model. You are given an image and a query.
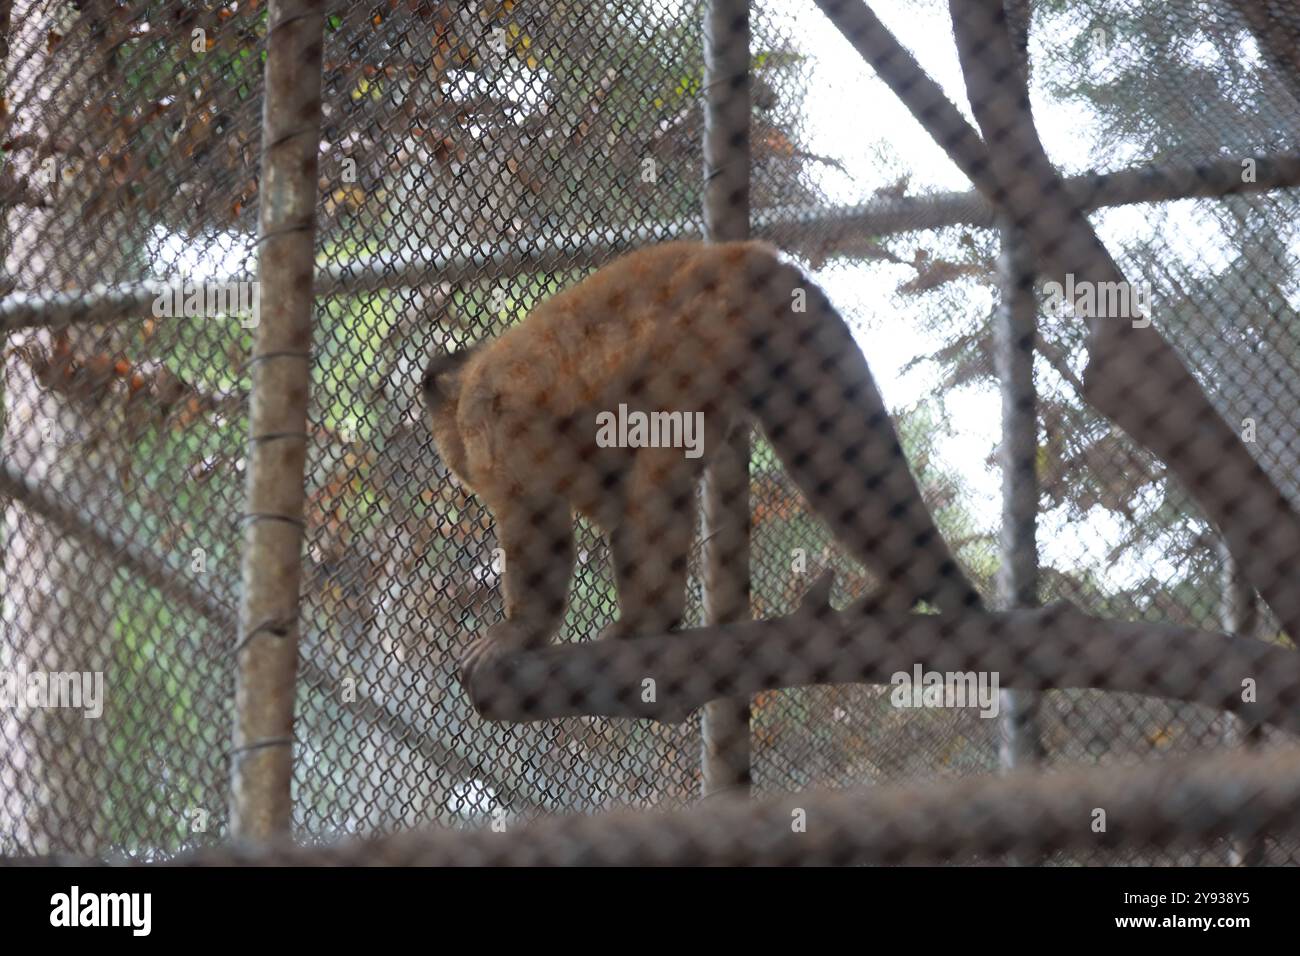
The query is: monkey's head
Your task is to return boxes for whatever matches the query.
[420,345,481,490]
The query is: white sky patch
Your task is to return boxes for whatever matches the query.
[149,224,254,281]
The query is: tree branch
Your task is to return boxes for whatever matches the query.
[812,0,1299,643]
[1232,0,1300,106]
[0,460,552,816]
[946,0,1300,645]
[463,572,1300,730]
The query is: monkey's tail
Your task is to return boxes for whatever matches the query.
[739,250,983,614]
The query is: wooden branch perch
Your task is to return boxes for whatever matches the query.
[464,572,1299,730]
[114,747,1300,865]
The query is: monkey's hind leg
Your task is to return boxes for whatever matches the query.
[602,459,695,641]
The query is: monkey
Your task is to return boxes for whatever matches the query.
[420,239,982,682]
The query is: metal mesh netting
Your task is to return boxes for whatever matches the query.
[0,0,1298,866]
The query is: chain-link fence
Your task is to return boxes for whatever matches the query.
[0,0,1298,865]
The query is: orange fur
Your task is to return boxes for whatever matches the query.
[421,240,979,678]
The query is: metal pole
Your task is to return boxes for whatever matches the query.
[995,225,1045,778]
[8,151,1300,333]
[992,2,1044,799]
[700,0,752,798]
[230,0,327,840]
[1219,539,1264,866]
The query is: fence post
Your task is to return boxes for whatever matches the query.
[994,0,1045,860]
[229,0,327,841]
[995,225,1045,789]
[700,0,753,798]
[1218,540,1264,866]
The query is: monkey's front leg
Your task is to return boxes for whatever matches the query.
[460,496,575,685]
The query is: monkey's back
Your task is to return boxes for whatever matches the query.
[455,240,778,492]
